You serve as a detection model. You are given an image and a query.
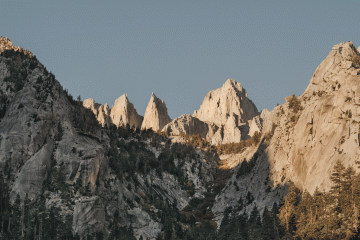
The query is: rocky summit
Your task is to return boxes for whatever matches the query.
[1,38,360,240]
[109,94,143,129]
[141,92,172,131]
[83,98,111,127]
[83,94,143,129]
[192,79,259,145]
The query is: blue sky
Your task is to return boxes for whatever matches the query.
[1,0,360,119]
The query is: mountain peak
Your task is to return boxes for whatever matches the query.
[141,93,171,131]
[0,36,33,57]
[193,79,258,127]
[110,94,143,128]
[303,40,360,98]
[113,93,129,105]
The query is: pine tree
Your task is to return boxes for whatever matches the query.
[278,183,298,238]
[341,166,357,239]
[9,194,22,238]
[262,206,277,240]
[248,205,262,239]
[330,160,345,208]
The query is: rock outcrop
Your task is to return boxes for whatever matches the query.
[83,94,143,128]
[162,114,218,140]
[73,197,105,237]
[83,98,111,127]
[110,93,143,128]
[193,79,259,144]
[0,36,33,57]
[141,93,172,131]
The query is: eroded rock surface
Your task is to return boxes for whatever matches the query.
[83,98,111,127]
[73,197,105,237]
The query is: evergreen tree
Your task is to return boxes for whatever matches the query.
[248,205,262,239]
[262,206,277,240]
[278,183,298,238]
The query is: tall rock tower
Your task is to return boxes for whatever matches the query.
[141,93,172,131]
[110,94,143,128]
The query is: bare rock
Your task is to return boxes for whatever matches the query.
[162,114,218,140]
[0,36,33,57]
[193,79,259,145]
[110,94,143,128]
[248,109,270,137]
[141,93,171,131]
[73,197,105,237]
[83,98,111,127]
[193,79,258,126]
[11,141,54,200]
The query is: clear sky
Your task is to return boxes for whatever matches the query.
[1,0,359,119]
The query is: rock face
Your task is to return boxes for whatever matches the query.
[212,41,360,226]
[83,98,111,127]
[141,93,172,131]
[110,93,143,128]
[193,79,258,126]
[248,109,270,137]
[162,114,218,140]
[83,94,143,128]
[193,79,259,144]
[73,197,105,237]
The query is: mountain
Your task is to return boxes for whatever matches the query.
[163,79,259,146]
[83,94,143,128]
[1,37,360,239]
[193,79,259,145]
[110,94,143,129]
[141,93,172,131]
[0,39,217,239]
[212,41,360,227]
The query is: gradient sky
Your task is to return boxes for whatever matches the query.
[1,0,360,119]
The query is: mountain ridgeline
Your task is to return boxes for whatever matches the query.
[1,36,360,239]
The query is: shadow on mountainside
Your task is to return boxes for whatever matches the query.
[179,133,291,230]
[210,136,291,228]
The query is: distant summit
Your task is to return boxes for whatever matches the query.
[193,79,258,126]
[141,93,172,131]
[192,79,259,144]
[110,93,143,128]
[83,94,143,128]
[0,36,33,57]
